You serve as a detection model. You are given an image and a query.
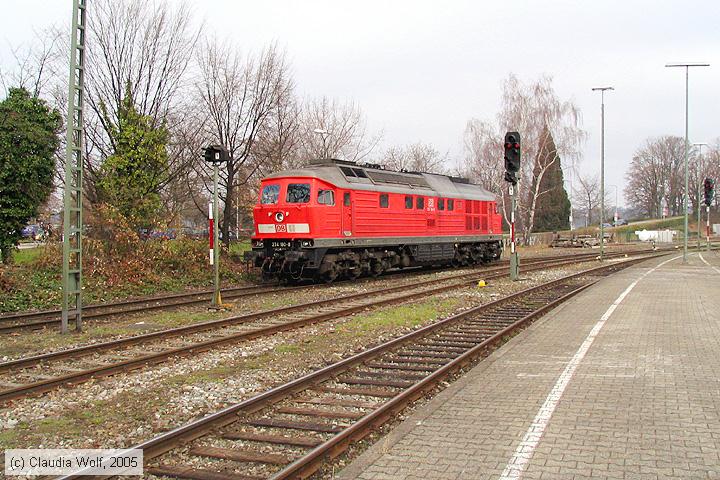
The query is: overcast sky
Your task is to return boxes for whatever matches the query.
[2,0,719,207]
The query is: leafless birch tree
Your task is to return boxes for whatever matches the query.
[464,74,585,243]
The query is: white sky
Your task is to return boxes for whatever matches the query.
[2,0,719,207]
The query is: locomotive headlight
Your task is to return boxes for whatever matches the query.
[275,212,285,222]
[301,240,314,248]
[252,239,264,248]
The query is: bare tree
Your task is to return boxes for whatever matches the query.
[624,136,685,217]
[463,74,585,243]
[380,142,449,174]
[573,173,601,226]
[689,142,720,213]
[83,0,201,203]
[298,96,380,162]
[252,86,302,172]
[195,39,294,245]
[0,27,65,99]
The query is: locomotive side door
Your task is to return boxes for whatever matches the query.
[426,196,438,234]
[342,191,353,236]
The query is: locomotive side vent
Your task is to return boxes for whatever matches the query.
[366,170,431,188]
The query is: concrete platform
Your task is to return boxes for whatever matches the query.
[338,251,720,480]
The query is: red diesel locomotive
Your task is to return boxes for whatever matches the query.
[249,158,503,282]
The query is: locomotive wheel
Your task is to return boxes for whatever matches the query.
[318,264,338,283]
[370,260,384,277]
[345,267,362,280]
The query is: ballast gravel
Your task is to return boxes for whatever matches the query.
[0,259,630,454]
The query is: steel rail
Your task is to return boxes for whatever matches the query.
[0,248,656,333]
[0,251,617,371]
[62,254,660,480]
[0,252,639,403]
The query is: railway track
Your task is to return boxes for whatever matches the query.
[0,284,301,334]
[64,255,657,480]
[0,251,639,404]
[0,248,653,334]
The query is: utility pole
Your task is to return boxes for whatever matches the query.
[61,0,87,334]
[592,86,614,261]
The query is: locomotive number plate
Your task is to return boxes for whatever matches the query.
[270,241,292,249]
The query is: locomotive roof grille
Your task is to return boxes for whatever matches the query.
[339,166,369,178]
[264,158,495,201]
[366,170,430,188]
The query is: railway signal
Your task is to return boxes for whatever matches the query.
[704,177,714,252]
[704,177,714,206]
[204,145,230,308]
[504,132,521,185]
[504,131,521,280]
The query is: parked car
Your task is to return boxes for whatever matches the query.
[614,218,628,226]
[601,223,613,229]
[21,224,46,241]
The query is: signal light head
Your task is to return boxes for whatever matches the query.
[503,131,521,180]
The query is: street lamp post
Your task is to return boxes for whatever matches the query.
[592,86,614,261]
[692,142,708,249]
[313,128,331,159]
[665,62,710,263]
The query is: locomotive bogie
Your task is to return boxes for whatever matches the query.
[250,237,502,283]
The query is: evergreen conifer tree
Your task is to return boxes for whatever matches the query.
[531,125,571,232]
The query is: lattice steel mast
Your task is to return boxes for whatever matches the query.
[61,0,87,333]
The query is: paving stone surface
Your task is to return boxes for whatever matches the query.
[338,251,720,480]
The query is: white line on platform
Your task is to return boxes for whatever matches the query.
[498,255,682,480]
[698,253,720,275]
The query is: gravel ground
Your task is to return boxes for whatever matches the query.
[1,263,500,361]
[0,256,636,460]
[1,245,644,360]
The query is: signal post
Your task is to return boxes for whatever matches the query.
[504,132,521,281]
[704,177,714,251]
[204,145,230,308]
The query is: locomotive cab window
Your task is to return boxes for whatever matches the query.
[380,194,389,208]
[438,198,445,210]
[448,199,455,210]
[261,184,280,204]
[317,189,335,205]
[416,196,424,209]
[286,183,311,203]
[405,196,413,209]
[344,192,351,206]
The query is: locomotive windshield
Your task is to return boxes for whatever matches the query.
[261,184,280,204]
[286,183,311,203]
